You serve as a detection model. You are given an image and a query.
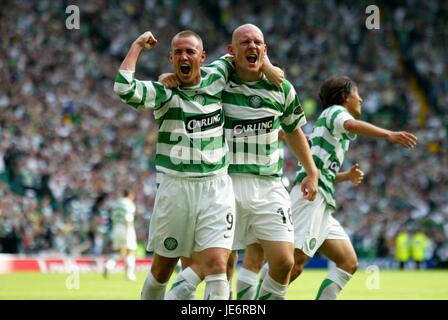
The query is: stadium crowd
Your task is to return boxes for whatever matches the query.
[0,0,447,268]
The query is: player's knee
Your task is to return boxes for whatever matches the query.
[151,258,178,282]
[348,260,358,274]
[338,259,358,275]
[270,255,294,276]
[203,255,228,275]
[151,266,173,283]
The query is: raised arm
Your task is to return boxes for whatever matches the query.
[284,128,319,201]
[114,32,171,110]
[120,31,158,71]
[344,119,417,148]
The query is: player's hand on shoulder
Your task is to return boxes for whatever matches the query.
[159,73,180,88]
[134,31,158,49]
[223,53,235,64]
[261,55,284,87]
[348,163,364,186]
[388,131,417,149]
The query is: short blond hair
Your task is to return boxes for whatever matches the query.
[171,30,203,52]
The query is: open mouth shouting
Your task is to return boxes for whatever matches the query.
[180,63,191,75]
[246,53,258,67]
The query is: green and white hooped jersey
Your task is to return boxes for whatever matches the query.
[223,75,306,177]
[111,198,136,226]
[114,58,232,177]
[294,105,356,210]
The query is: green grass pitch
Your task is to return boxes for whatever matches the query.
[1,270,447,300]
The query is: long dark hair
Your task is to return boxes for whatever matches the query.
[319,76,357,109]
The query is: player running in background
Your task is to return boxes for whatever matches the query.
[104,190,137,281]
[287,75,417,299]
[163,24,318,301]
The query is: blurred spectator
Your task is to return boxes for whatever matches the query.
[0,0,446,266]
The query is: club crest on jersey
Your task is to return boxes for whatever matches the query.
[193,94,205,105]
[293,105,303,115]
[249,95,262,108]
[185,109,222,133]
[231,116,274,138]
[309,238,317,250]
[164,237,178,250]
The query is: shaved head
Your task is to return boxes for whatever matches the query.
[231,24,264,46]
[171,30,203,52]
[228,24,267,80]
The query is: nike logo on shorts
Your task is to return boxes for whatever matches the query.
[224,234,232,239]
[229,84,239,88]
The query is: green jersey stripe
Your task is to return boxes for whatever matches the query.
[281,114,305,133]
[157,132,224,149]
[230,75,283,92]
[294,105,355,209]
[156,143,226,164]
[314,117,326,127]
[223,78,305,177]
[226,140,279,156]
[114,58,231,177]
[311,136,335,155]
[152,82,170,109]
[114,71,130,84]
[173,89,222,106]
[222,92,284,113]
[205,58,233,77]
[229,163,283,177]
[282,87,298,117]
[156,154,227,173]
[328,109,345,134]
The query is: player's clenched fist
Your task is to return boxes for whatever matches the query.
[134,31,158,49]
[301,175,318,201]
[347,163,364,186]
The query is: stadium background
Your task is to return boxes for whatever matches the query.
[0,0,447,298]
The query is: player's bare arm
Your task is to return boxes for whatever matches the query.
[344,119,417,149]
[260,55,284,87]
[335,163,364,185]
[119,31,158,71]
[284,128,318,201]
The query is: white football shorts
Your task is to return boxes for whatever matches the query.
[290,185,349,257]
[231,174,293,250]
[147,172,235,258]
